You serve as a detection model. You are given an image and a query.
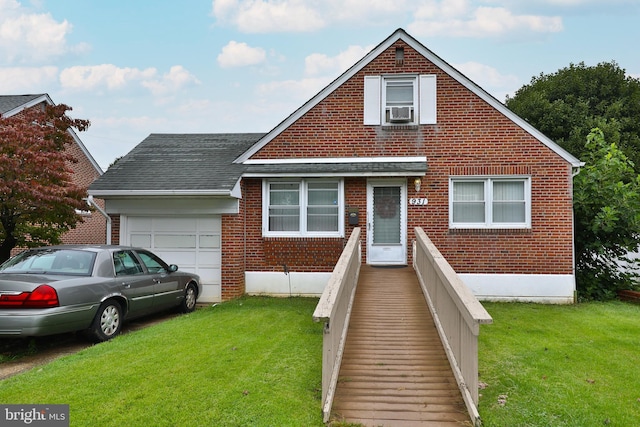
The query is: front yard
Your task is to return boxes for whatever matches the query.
[0,297,325,426]
[479,301,640,426]
[1,297,638,426]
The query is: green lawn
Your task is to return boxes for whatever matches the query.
[478,301,640,426]
[2,297,639,426]
[0,297,325,427]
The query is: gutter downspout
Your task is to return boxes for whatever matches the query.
[84,195,112,245]
[571,165,582,302]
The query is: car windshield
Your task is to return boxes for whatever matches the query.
[0,249,96,276]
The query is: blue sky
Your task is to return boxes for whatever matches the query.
[1,0,639,170]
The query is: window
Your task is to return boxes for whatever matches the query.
[384,78,416,123]
[113,250,144,276]
[264,179,343,237]
[363,74,436,125]
[137,250,170,274]
[450,177,531,228]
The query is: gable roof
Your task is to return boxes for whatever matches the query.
[89,133,264,197]
[234,28,583,168]
[0,93,103,175]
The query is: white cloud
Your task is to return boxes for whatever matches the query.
[0,65,57,91]
[60,64,157,91]
[409,5,563,38]
[237,1,324,33]
[141,65,201,96]
[211,0,564,39]
[217,41,267,68]
[212,0,325,32]
[305,44,373,76]
[59,64,200,96]
[0,0,87,63]
[256,43,373,102]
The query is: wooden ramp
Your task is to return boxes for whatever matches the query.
[331,265,471,427]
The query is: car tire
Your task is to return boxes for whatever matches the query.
[89,300,123,342]
[180,283,197,313]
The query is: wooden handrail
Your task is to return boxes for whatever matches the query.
[413,227,492,426]
[312,227,361,423]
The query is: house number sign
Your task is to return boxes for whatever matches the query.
[409,198,428,206]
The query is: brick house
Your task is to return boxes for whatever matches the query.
[0,94,107,247]
[89,29,582,304]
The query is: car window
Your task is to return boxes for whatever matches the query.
[113,251,145,276]
[0,249,95,276]
[136,250,170,274]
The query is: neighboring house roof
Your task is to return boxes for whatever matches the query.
[234,28,583,168]
[0,93,103,175]
[89,133,264,197]
[0,94,52,116]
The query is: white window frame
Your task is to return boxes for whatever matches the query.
[363,74,437,125]
[262,178,344,237]
[449,176,531,229]
[382,76,418,124]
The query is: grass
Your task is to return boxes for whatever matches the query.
[3,297,639,426]
[0,297,325,427]
[478,301,640,426]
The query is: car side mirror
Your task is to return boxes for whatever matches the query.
[168,264,179,273]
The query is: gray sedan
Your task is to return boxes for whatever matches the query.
[0,245,200,342]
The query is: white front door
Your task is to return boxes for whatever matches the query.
[366,179,407,265]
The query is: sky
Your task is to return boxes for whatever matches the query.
[1,0,639,171]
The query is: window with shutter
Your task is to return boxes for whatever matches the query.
[363,74,436,126]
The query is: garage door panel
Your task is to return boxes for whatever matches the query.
[154,218,198,232]
[154,251,198,267]
[131,234,152,248]
[155,234,197,248]
[125,215,222,302]
[199,235,220,249]
[196,250,221,266]
[197,268,221,284]
[197,217,221,229]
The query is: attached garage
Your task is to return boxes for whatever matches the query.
[121,216,222,302]
[88,133,264,303]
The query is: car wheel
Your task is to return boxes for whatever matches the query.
[180,283,197,313]
[89,300,123,342]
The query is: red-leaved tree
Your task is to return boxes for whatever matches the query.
[0,104,90,262]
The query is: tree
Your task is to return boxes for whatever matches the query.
[0,104,90,262]
[573,129,640,300]
[506,61,640,170]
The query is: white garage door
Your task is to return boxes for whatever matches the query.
[125,216,221,302]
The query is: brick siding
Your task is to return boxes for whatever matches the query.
[60,138,107,245]
[236,40,574,286]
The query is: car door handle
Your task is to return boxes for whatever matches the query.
[153,279,161,284]
[121,282,131,289]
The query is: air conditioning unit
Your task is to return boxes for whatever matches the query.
[389,106,412,122]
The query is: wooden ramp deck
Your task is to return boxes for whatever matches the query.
[331,265,471,427]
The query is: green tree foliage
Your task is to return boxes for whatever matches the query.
[0,104,90,262]
[573,129,640,300]
[506,61,640,170]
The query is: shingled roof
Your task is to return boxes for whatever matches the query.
[89,133,264,196]
[0,94,50,116]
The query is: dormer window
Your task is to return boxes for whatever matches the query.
[364,74,437,126]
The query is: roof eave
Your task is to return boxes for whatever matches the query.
[88,189,238,198]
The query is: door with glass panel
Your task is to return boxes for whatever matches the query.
[367,180,407,265]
